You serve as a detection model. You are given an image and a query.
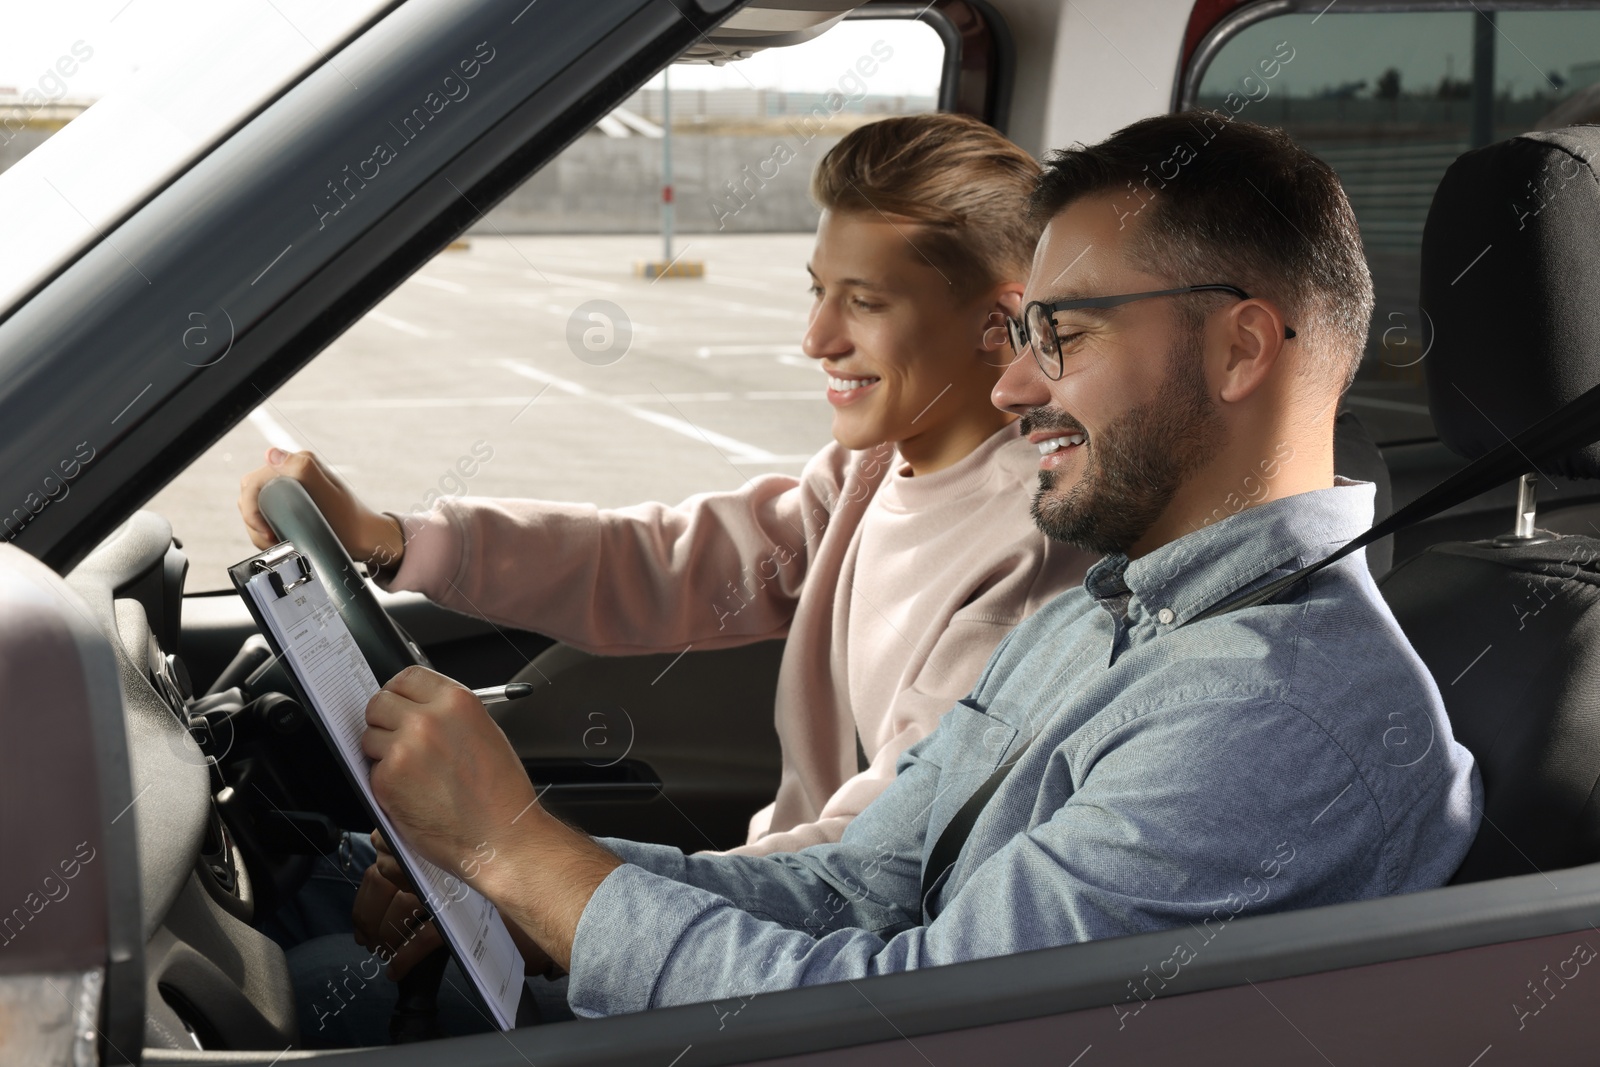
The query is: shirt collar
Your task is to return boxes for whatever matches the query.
[1082,477,1377,626]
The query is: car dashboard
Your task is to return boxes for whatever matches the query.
[65,510,297,1051]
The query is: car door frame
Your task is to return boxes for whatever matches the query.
[0,0,736,576]
[6,0,1599,1061]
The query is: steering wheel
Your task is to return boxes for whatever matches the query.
[256,477,454,1027]
[256,476,431,683]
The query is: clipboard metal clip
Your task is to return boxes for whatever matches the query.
[251,544,315,598]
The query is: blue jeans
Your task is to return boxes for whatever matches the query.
[271,832,572,1047]
[259,830,374,947]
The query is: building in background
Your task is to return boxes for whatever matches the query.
[0,93,92,173]
[0,86,933,235]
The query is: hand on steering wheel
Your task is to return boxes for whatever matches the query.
[242,454,430,685]
[239,449,404,570]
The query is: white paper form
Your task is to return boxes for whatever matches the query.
[244,554,523,1029]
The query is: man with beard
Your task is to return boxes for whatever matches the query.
[350,114,1481,1020]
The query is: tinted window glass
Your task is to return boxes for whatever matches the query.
[1194,8,1600,443]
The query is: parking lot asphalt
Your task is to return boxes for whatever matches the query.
[147,233,837,591]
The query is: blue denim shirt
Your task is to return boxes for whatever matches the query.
[565,479,1481,1018]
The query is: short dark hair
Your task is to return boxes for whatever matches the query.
[1030,112,1374,390]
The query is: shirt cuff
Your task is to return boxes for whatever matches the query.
[593,836,688,880]
[372,505,463,596]
[566,863,719,1018]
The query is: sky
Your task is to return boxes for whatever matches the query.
[0,2,947,102]
[0,0,215,99]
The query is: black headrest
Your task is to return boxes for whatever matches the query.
[1420,126,1600,479]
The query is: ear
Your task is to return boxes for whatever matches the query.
[993,283,1024,319]
[1216,298,1290,403]
[980,282,1026,354]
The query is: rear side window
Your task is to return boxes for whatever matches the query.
[1189,8,1600,444]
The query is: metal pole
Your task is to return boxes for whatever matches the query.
[662,66,674,264]
[1470,11,1496,149]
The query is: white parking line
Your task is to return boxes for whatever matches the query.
[410,275,471,294]
[367,311,434,337]
[533,271,623,292]
[247,409,303,452]
[695,344,804,358]
[606,391,817,404]
[498,360,781,462]
[510,294,654,332]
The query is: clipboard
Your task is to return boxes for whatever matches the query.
[229,542,528,1030]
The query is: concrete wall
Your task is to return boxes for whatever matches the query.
[0,124,839,235]
[471,131,843,235]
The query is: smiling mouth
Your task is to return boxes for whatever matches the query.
[827,374,880,394]
[1036,432,1087,455]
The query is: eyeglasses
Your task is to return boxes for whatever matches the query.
[1005,284,1297,380]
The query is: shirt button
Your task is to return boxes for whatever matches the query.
[1157,608,1176,625]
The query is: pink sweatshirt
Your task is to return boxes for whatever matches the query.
[377,422,1094,854]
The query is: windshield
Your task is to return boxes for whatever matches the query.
[0,0,391,317]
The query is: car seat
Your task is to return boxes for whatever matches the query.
[1378,125,1600,883]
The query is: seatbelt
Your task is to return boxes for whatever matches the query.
[920,741,1030,919]
[915,376,1600,917]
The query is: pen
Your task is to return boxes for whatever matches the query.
[471,682,535,704]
